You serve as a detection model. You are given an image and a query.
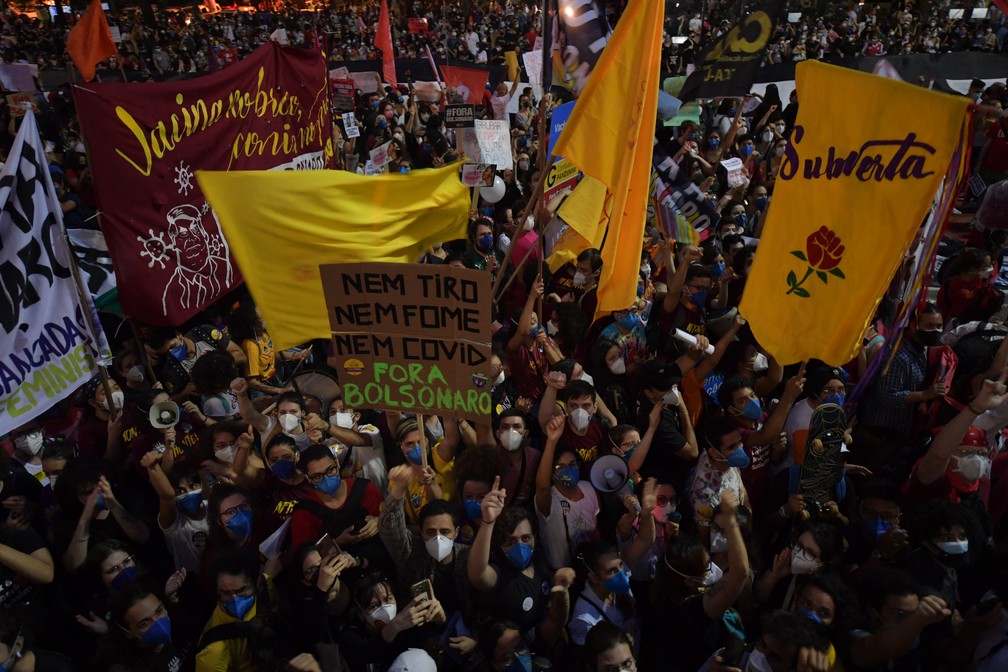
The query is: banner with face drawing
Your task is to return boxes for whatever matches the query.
[73,42,335,326]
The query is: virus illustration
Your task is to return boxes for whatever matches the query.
[137,228,173,269]
[173,161,195,196]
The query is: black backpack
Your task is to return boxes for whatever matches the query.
[198,579,280,670]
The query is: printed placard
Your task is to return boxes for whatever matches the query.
[444,104,476,129]
[370,140,392,167]
[461,163,497,188]
[342,112,360,138]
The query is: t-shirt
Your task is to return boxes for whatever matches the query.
[983,120,1008,172]
[637,397,690,487]
[491,91,512,120]
[243,331,276,379]
[559,420,604,469]
[404,446,457,523]
[535,481,599,570]
[202,390,241,421]
[569,588,635,646]
[0,526,46,610]
[689,453,746,527]
[737,419,772,507]
[161,510,209,573]
[289,478,384,549]
[335,424,388,494]
[255,475,317,544]
[500,445,542,508]
[783,398,815,468]
[487,557,552,638]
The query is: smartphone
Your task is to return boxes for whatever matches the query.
[410,579,433,604]
[316,533,340,558]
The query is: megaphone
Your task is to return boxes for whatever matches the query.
[150,401,180,429]
[590,455,639,512]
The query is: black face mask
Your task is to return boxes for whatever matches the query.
[916,329,942,347]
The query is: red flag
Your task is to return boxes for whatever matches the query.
[440,65,489,104]
[375,0,397,86]
[65,0,117,82]
[312,27,320,50]
[992,0,1008,16]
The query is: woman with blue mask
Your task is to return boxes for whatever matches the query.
[569,541,640,647]
[597,304,649,379]
[201,484,265,591]
[391,418,460,527]
[254,436,315,546]
[140,447,208,574]
[92,585,183,671]
[73,540,146,639]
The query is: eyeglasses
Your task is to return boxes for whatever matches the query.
[218,584,254,601]
[103,555,135,576]
[307,463,339,485]
[219,501,251,522]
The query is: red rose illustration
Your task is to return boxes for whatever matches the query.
[805,226,845,271]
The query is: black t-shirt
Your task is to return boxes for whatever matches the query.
[644,594,744,672]
[0,525,46,611]
[486,556,552,638]
[636,393,690,488]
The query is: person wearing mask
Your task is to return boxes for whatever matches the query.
[92,585,189,672]
[472,620,531,672]
[75,375,130,461]
[388,418,459,526]
[727,610,829,672]
[252,434,316,540]
[845,478,909,579]
[937,247,1000,328]
[508,275,563,401]
[582,621,638,672]
[755,524,844,610]
[635,361,697,488]
[139,448,208,574]
[783,366,847,470]
[493,409,541,509]
[317,396,388,493]
[464,218,502,273]
[145,324,245,403]
[284,540,358,653]
[113,348,152,403]
[568,540,641,648]
[690,416,751,546]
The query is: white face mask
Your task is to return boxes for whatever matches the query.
[330,412,356,429]
[704,561,724,586]
[102,390,125,411]
[761,129,774,143]
[424,533,454,562]
[493,370,505,387]
[752,353,769,373]
[500,428,524,452]
[523,215,535,232]
[654,502,676,523]
[608,358,627,375]
[280,413,301,433]
[746,648,774,672]
[577,370,594,386]
[791,547,823,575]
[215,445,237,464]
[427,421,444,441]
[640,262,652,277]
[367,602,397,626]
[710,529,728,553]
[569,408,591,431]
[572,271,588,286]
[954,454,990,482]
[15,430,44,456]
[546,320,559,336]
[125,365,145,383]
[662,388,680,407]
[935,539,969,556]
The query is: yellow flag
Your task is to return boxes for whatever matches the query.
[547,177,608,272]
[505,51,519,83]
[197,164,470,350]
[740,61,971,365]
[551,0,663,323]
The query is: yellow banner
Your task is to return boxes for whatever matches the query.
[740,61,970,365]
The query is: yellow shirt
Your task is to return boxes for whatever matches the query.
[195,601,258,672]
[403,441,456,524]
[242,331,275,379]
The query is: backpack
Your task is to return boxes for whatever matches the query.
[198,579,279,670]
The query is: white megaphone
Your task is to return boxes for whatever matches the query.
[590,455,639,511]
[150,401,180,429]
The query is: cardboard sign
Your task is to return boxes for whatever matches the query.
[109,25,122,43]
[342,112,360,138]
[6,92,39,116]
[444,104,476,129]
[320,263,492,420]
[331,77,355,112]
[370,140,392,167]
[461,163,497,188]
[408,18,429,33]
[543,159,580,206]
[474,119,513,170]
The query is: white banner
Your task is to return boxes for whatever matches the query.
[67,228,117,303]
[474,119,513,170]
[0,113,108,435]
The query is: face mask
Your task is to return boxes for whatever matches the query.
[176,490,203,514]
[710,261,725,279]
[225,509,253,540]
[618,313,639,330]
[270,458,296,480]
[752,353,769,373]
[140,616,172,645]
[464,498,483,521]
[935,540,969,556]
[775,124,786,134]
[662,388,680,406]
[494,370,506,386]
[739,398,762,421]
[608,358,627,375]
[641,262,652,277]
[406,445,424,465]
[223,594,255,620]
[505,541,534,569]
[746,648,773,672]
[280,413,301,433]
[393,132,405,143]
[688,288,709,309]
[791,548,823,575]
[569,408,591,431]
[572,271,588,286]
[168,343,187,361]
[954,454,990,482]
[709,137,720,148]
[554,465,579,489]
[125,364,145,383]
[523,216,535,232]
[500,428,524,452]
[518,160,530,171]
[775,146,786,158]
[477,234,494,251]
[546,320,559,336]
[755,196,769,210]
[735,212,748,229]
[368,602,397,626]
[863,517,894,541]
[654,502,676,523]
[703,561,724,586]
[101,390,125,413]
[761,129,774,143]
[741,145,754,158]
[111,565,139,588]
[15,430,43,456]
[821,392,846,407]
[331,412,355,429]
[916,329,942,347]
[377,118,388,129]
[710,529,728,553]
[722,445,751,469]
[215,445,237,464]
[315,473,342,495]
[425,533,454,562]
[371,100,380,110]
[508,651,533,672]
[602,568,632,594]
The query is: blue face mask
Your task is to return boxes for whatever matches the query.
[508,651,533,672]
[140,616,172,646]
[406,445,424,465]
[741,145,754,158]
[505,541,534,570]
[225,509,253,540]
[618,313,639,330]
[686,132,699,142]
[863,517,893,541]
[270,458,296,480]
[724,446,751,469]
[821,392,846,407]
[739,398,762,421]
[554,465,579,489]
[602,569,632,594]
[112,565,139,588]
[177,491,202,514]
[223,593,255,620]
[755,196,769,210]
[371,100,380,110]
[709,137,720,148]
[710,261,725,278]
[528,326,541,337]
[689,289,708,308]
[168,342,187,361]
[464,498,483,521]
[800,609,825,625]
[477,233,494,250]
[315,473,341,495]
[734,212,748,228]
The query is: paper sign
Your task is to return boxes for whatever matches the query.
[533,36,543,52]
[408,17,429,33]
[461,163,497,188]
[547,101,574,160]
[319,263,492,420]
[522,50,543,93]
[445,104,476,129]
[109,25,122,43]
[457,128,481,164]
[413,81,442,102]
[370,140,392,167]
[350,71,380,94]
[0,64,35,92]
[330,76,355,112]
[258,518,291,560]
[342,112,360,138]
[364,160,383,175]
[720,157,747,188]
[474,119,513,170]
[6,92,39,116]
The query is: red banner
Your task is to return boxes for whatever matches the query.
[440,65,489,104]
[74,42,335,326]
[408,18,429,34]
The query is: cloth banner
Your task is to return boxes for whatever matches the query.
[740,61,971,366]
[0,64,37,92]
[545,0,612,96]
[73,42,335,327]
[440,65,489,104]
[0,113,109,435]
[67,228,118,306]
[196,163,471,350]
[651,141,717,243]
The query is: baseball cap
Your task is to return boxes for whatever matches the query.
[640,360,681,391]
[389,649,437,672]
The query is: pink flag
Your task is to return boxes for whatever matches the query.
[374,0,397,86]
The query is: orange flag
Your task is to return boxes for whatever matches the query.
[65,0,117,82]
[375,0,397,87]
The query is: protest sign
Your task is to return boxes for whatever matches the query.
[408,18,429,33]
[543,159,580,206]
[522,50,542,92]
[349,71,380,93]
[342,112,360,138]
[109,25,122,43]
[474,119,513,170]
[456,128,480,164]
[331,66,350,79]
[444,104,476,129]
[320,263,492,420]
[330,76,355,112]
[6,92,39,116]
[364,160,383,175]
[412,81,442,102]
[0,64,35,92]
[461,163,497,187]
[547,101,574,160]
[720,157,747,188]
[370,140,392,167]
[73,42,335,327]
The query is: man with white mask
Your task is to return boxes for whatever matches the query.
[494,409,541,509]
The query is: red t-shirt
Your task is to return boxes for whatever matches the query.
[560,419,604,468]
[983,121,1008,173]
[737,417,772,508]
[253,476,318,545]
[289,478,383,549]
[902,457,990,507]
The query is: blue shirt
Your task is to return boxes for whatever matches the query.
[859,340,927,435]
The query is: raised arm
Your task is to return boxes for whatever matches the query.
[139,449,178,529]
[747,365,805,446]
[535,415,565,516]
[468,476,504,591]
[702,491,749,618]
[627,402,664,476]
[508,275,544,355]
[231,377,271,434]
